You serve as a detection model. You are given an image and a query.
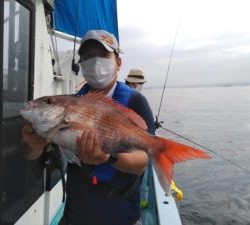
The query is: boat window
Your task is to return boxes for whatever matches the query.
[0,1,44,224]
[3,0,30,118]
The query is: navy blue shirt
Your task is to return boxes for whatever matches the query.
[62,82,155,225]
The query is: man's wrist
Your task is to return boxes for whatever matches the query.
[106,153,119,165]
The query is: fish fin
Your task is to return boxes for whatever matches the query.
[81,92,147,130]
[60,147,82,167]
[152,136,211,191]
[58,120,71,131]
[152,157,172,193]
[117,106,147,130]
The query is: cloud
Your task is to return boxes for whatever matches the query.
[117,0,250,87]
[118,25,250,87]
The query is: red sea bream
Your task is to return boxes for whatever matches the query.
[20,92,210,191]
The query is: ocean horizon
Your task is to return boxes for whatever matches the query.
[143,86,250,225]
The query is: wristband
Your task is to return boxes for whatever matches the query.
[106,153,119,165]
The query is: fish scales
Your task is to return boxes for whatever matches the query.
[20,92,210,192]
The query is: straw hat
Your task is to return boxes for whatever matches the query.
[125,69,146,84]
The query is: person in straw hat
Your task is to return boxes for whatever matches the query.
[125,69,146,92]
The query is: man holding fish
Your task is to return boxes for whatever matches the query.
[22,30,156,225]
[21,30,209,225]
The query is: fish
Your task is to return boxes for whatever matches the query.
[20,92,210,191]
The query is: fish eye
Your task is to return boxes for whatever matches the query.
[46,97,54,104]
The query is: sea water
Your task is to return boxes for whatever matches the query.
[143,86,250,225]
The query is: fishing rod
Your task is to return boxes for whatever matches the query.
[155,21,250,176]
[155,21,181,128]
[160,126,250,175]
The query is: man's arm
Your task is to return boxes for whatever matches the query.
[112,151,148,175]
[76,129,148,176]
[128,92,155,135]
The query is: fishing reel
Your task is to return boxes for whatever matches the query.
[154,115,164,130]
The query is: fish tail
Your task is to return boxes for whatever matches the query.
[151,136,210,192]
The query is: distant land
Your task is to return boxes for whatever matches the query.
[144,82,250,89]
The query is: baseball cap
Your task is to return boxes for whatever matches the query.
[79,30,121,55]
[125,69,146,84]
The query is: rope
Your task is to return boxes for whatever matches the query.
[157,21,181,118]
[160,126,250,175]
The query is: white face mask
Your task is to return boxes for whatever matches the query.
[81,57,116,89]
[135,84,143,92]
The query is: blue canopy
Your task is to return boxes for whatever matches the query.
[53,0,119,41]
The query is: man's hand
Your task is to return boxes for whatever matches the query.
[76,129,148,175]
[76,129,109,165]
[21,122,49,159]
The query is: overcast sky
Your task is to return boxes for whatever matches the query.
[117,0,250,87]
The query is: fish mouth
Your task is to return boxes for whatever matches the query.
[20,101,38,117]
[23,101,37,110]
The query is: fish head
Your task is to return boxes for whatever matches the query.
[20,96,67,136]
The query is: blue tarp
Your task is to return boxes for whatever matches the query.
[53,0,119,41]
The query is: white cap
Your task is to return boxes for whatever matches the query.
[125,69,146,84]
[79,30,121,54]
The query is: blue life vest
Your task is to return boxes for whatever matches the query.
[75,81,135,181]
